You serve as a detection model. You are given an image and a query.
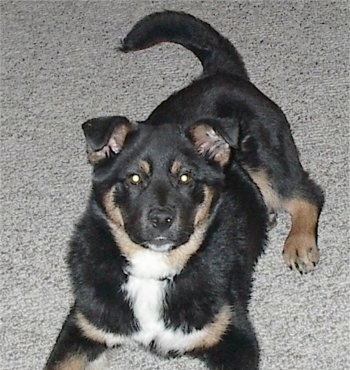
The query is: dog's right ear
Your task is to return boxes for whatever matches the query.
[82,116,135,164]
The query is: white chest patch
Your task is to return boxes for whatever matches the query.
[122,274,216,355]
[124,248,179,280]
[123,276,166,345]
[120,249,223,355]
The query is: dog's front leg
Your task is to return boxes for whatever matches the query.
[45,307,108,370]
[203,320,259,370]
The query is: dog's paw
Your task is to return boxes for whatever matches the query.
[283,233,320,274]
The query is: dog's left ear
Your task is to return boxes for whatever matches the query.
[189,119,238,166]
[82,116,135,164]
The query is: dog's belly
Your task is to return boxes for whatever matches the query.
[122,275,215,355]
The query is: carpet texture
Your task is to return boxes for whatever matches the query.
[1,1,349,369]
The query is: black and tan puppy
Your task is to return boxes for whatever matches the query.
[120,11,324,274]
[46,118,267,369]
[45,11,324,370]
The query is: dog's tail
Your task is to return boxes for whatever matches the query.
[120,11,249,80]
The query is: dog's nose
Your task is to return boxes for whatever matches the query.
[148,207,174,231]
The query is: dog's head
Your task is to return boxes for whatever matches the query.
[83,116,235,255]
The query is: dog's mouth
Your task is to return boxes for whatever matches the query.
[125,223,194,253]
[142,237,177,252]
[123,221,193,253]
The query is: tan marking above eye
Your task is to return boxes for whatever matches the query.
[129,173,142,185]
[179,173,191,184]
[139,160,151,175]
[171,160,181,175]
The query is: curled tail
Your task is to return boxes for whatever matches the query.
[120,11,249,80]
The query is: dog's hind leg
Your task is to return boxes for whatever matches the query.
[282,175,324,274]
[283,198,320,273]
[45,307,109,370]
[247,168,324,273]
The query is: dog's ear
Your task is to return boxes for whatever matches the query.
[189,119,238,166]
[82,116,135,164]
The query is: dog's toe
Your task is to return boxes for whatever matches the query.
[283,233,320,274]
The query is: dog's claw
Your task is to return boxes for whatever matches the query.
[283,233,320,274]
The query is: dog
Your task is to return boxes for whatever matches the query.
[45,11,324,370]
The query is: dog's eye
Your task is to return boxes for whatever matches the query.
[179,173,191,185]
[129,173,142,185]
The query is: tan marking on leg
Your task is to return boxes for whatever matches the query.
[283,198,320,273]
[245,168,282,211]
[191,305,232,350]
[53,356,86,370]
[86,353,109,370]
[51,352,109,370]
[76,312,125,348]
[245,167,320,272]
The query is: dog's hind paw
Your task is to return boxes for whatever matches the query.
[282,233,320,274]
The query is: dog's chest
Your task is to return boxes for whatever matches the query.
[120,252,211,355]
[123,276,168,345]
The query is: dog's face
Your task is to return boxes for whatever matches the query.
[83,116,233,253]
